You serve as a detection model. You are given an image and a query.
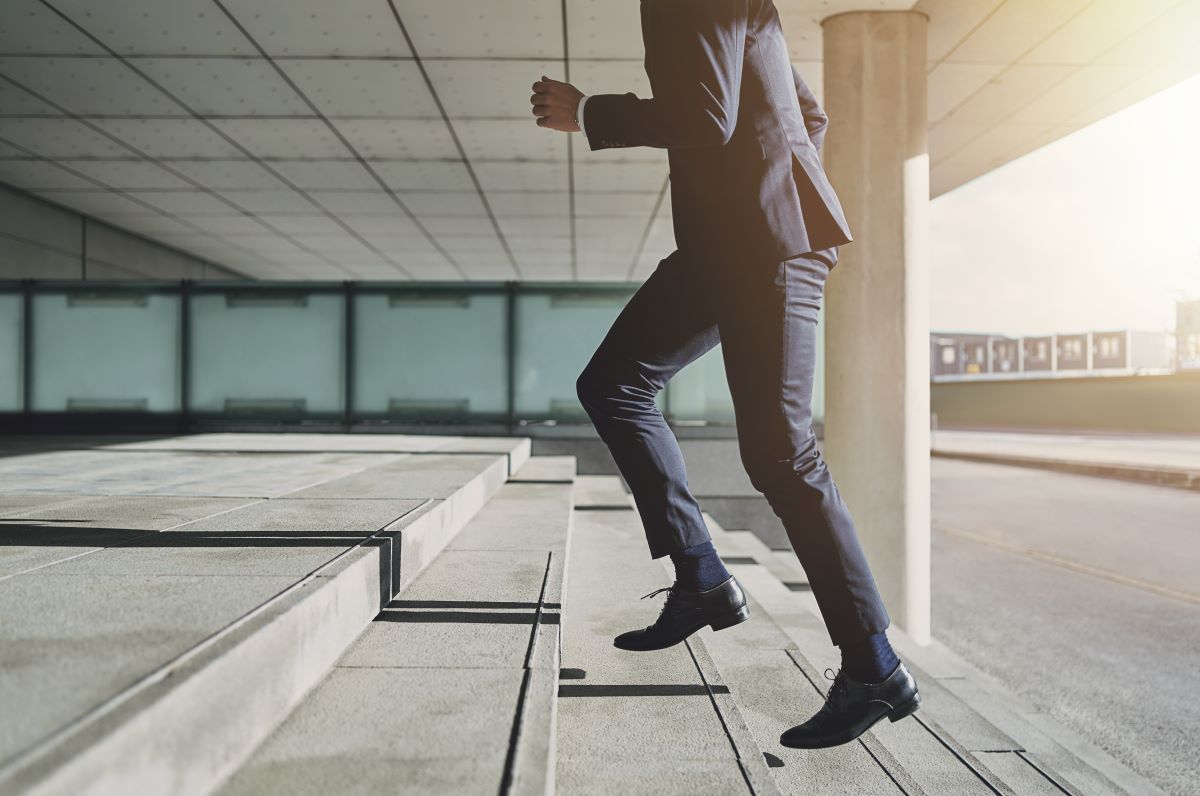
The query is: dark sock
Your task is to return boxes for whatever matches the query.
[670,540,731,592]
[839,630,900,684]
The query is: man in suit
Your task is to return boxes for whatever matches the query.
[531,0,920,748]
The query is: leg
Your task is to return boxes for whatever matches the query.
[575,249,720,559]
[713,247,890,647]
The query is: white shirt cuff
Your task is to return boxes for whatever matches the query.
[577,95,589,136]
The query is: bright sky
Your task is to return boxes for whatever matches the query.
[930,73,1200,336]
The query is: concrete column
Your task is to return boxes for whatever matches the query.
[820,11,931,645]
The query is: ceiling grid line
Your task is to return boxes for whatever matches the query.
[0,68,349,277]
[384,0,523,281]
[931,0,1191,168]
[209,0,467,280]
[34,0,417,278]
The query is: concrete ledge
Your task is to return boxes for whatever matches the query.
[0,451,511,796]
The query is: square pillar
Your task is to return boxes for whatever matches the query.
[821,10,931,645]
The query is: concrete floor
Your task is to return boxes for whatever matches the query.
[931,457,1200,796]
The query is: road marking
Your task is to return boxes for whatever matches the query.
[933,524,1200,606]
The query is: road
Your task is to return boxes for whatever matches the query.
[931,457,1200,796]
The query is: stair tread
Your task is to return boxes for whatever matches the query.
[216,463,573,795]
[0,436,524,796]
[556,476,778,795]
[703,518,1156,796]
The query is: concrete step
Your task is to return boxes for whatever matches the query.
[703,523,1165,796]
[556,476,779,795]
[214,455,577,795]
[0,434,530,796]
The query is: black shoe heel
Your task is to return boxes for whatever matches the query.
[887,692,921,722]
[709,605,750,631]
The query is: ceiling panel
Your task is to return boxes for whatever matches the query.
[125,190,241,215]
[220,0,413,57]
[573,161,666,194]
[92,118,247,158]
[566,0,643,60]
[425,59,560,118]
[0,117,132,158]
[264,159,379,191]
[370,159,475,192]
[48,0,255,56]
[400,191,488,217]
[575,191,660,218]
[58,159,194,190]
[0,77,65,115]
[393,0,563,59]
[0,159,100,190]
[277,59,439,118]
[0,0,106,55]
[207,118,347,158]
[203,189,314,215]
[133,58,312,116]
[937,0,1092,65]
[305,190,404,216]
[473,160,566,193]
[0,56,183,115]
[163,159,288,190]
[32,188,160,217]
[456,119,566,162]
[334,118,458,160]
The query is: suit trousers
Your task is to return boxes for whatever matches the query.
[575,246,891,646]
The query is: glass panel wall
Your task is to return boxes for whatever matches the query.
[3,280,819,426]
[665,346,734,424]
[190,290,344,414]
[0,293,21,410]
[31,290,180,412]
[355,289,507,419]
[514,287,666,421]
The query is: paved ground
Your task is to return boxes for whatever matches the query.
[933,429,1200,471]
[931,457,1200,796]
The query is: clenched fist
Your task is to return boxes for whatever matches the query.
[531,75,584,133]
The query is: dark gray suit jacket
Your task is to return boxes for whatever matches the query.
[581,0,853,262]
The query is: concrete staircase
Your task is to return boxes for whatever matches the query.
[0,438,1163,795]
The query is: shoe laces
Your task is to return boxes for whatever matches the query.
[823,666,849,703]
[641,585,680,622]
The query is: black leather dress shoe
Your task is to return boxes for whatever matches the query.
[613,575,750,652]
[779,660,920,749]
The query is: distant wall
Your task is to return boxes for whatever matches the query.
[931,372,1200,434]
[0,183,244,281]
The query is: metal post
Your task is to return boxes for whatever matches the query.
[180,279,192,430]
[506,281,517,429]
[344,280,356,428]
[21,280,33,414]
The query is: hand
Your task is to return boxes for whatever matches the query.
[531,75,584,133]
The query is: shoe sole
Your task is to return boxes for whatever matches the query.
[778,691,922,749]
[613,605,751,652]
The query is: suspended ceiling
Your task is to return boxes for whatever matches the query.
[0,0,1197,282]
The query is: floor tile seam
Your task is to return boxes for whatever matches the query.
[0,496,269,584]
[0,495,107,517]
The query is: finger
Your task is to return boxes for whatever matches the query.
[532,104,550,117]
[536,116,548,127]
